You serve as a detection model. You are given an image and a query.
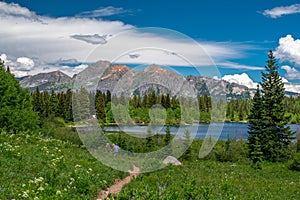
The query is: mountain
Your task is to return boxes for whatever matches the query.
[96,64,252,99]
[19,71,71,92]
[18,60,298,99]
[96,63,131,93]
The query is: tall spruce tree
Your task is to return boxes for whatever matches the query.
[95,91,106,123]
[0,59,39,132]
[248,85,264,168]
[261,50,293,161]
[164,125,172,155]
[73,87,90,121]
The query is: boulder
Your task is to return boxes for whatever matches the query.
[163,156,182,166]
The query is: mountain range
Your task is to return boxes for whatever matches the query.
[19,60,299,99]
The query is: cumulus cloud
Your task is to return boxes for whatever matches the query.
[0,53,88,77]
[0,1,38,19]
[284,83,300,93]
[0,54,35,77]
[70,34,108,45]
[222,73,258,88]
[222,72,300,94]
[281,65,300,80]
[263,4,300,18]
[274,35,300,66]
[76,6,128,18]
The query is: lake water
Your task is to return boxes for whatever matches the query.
[105,122,300,140]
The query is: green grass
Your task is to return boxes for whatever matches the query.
[115,160,300,200]
[1,130,300,200]
[0,132,126,200]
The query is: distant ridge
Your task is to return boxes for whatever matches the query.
[18,60,299,99]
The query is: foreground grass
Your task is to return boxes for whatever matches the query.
[0,132,126,199]
[116,160,300,200]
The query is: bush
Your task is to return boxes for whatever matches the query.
[288,153,300,171]
[41,117,82,146]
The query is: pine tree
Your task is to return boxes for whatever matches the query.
[164,125,172,155]
[106,90,111,105]
[95,91,106,123]
[73,87,90,121]
[182,129,192,160]
[248,85,264,168]
[65,89,73,122]
[0,59,39,133]
[260,50,293,161]
[165,94,171,109]
[49,90,58,117]
[146,126,154,151]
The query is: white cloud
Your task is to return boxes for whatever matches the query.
[16,57,35,70]
[281,65,300,80]
[217,62,264,70]
[0,54,8,63]
[284,83,300,93]
[281,76,289,83]
[221,71,300,94]
[0,2,254,77]
[222,73,258,88]
[274,35,300,66]
[76,6,128,18]
[0,53,88,77]
[0,1,37,19]
[263,4,300,18]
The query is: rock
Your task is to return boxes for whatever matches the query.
[128,165,140,179]
[163,156,182,166]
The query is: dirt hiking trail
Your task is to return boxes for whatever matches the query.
[97,165,140,200]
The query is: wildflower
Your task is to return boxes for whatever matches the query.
[37,187,44,191]
[34,197,39,200]
[22,191,29,198]
[75,164,81,168]
[56,190,62,195]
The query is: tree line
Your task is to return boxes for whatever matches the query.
[30,83,300,126]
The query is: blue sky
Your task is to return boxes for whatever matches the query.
[1,0,300,92]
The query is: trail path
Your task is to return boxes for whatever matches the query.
[97,165,140,200]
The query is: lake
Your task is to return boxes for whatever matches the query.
[104,122,300,140]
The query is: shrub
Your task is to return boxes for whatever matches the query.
[288,153,300,171]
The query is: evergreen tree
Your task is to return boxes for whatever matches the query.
[65,89,73,122]
[95,91,106,123]
[260,50,293,161]
[146,126,154,151]
[182,129,192,160]
[49,90,58,117]
[148,91,156,108]
[73,87,90,121]
[164,125,172,155]
[42,91,50,119]
[106,90,111,105]
[32,87,43,120]
[165,94,171,109]
[248,85,264,168]
[0,59,39,132]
